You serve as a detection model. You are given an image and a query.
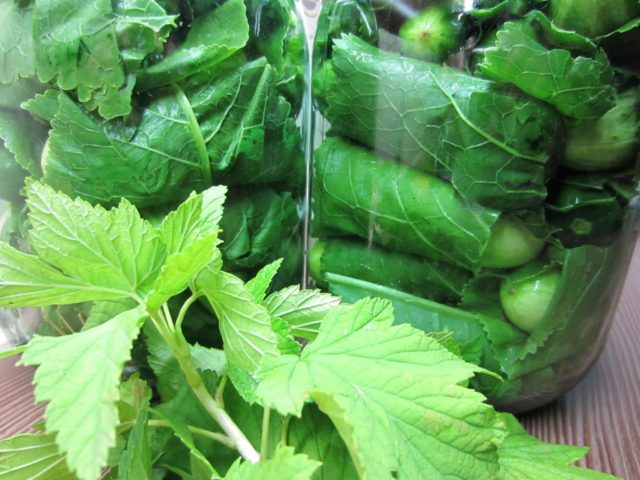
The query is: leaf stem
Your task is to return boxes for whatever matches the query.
[215,374,228,408]
[175,293,201,332]
[281,415,292,446]
[150,307,259,463]
[191,381,260,463]
[172,84,212,186]
[148,310,173,343]
[260,407,271,461]
[162,304,174,330]
[147,420,237,450]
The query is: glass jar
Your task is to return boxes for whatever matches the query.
[0,0,307,346]
[309,0,640,411]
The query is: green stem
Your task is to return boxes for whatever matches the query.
[175,293,201,332]
[191,381,260,463]
[147,420,237,450]
[260,407,271,461]
[148,310,174,345]
[149,309,259,463]
[172,337,258,462]
[281,415,292,446]
[216,374,228,409]
[173,84,212,186]
[162,304,174,328]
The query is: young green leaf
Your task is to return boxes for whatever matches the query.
[190,344,227,376]
[148,186,227,309]
[257,298,502,480]
[84,298,137,331]
[19,306,147,480]
[0,242,128,308]
[33,0,125,97]
[117,375,153,425]
[117,408,152,480]
[25,181,165,298]
[246,259,283,303]
[196,267,281,375]
[159,187,227,256]
[0,432,75,480]
[0,0,36,83]
[147,235,221,310]
[262,286,341,340]
[224,446,321,480]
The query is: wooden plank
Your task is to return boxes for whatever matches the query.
[0,356,43,437]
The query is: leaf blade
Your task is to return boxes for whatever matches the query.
[0,242,128,308]
[257,298,502,480]
[20,306,147,480]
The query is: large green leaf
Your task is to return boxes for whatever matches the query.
[257,298,503,480]
[321,35,562,210]
[25,181,165,297]
[20,306,147,480]
[480,21,615,120]
[43,92,204,207]
[0,1,36,83]
[0,433,75,480]
[136,0,249,90]
[314,138,500,270]
[33,0,125,95]
[224,446,320,480]
[327,273,489,366]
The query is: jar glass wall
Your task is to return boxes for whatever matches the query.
[309,0,640,411]
[0,0,307,347]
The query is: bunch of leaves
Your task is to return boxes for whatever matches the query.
[0,183,618,480]
[479,17,616,120]
[0,0,304,290]
[311,0,640,413]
